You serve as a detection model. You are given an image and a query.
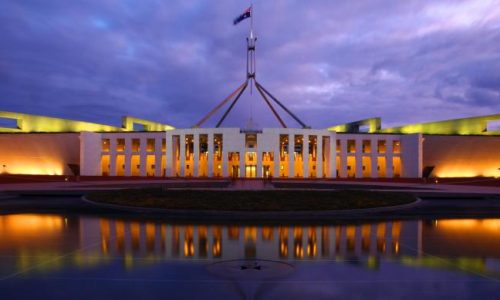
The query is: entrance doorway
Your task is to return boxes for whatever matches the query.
[245,165,256,178]
[231,166,240,178]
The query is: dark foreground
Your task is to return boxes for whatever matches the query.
[86,189,416,211]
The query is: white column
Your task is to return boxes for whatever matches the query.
[193,133,199,177]
[317,136,323,178]
[371,138,378,178]
[155,137,162,177]
[179,134,186,177]
[257,151,263,178]
[303,134,309,178]
[329,135,336,178]
[288,134,295,178]
[139,138,147,177]
[339,138,347,178]
[386,139,394,178]
[124,138,132,176]
[222,147,228,177]
[208,133,214,177]
[165,134,173,177]
[239,150,245,178]
[355,138,363,178]
[274,135,280,178]
[109,138,117,176]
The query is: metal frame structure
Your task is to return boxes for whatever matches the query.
[193,11,309,129]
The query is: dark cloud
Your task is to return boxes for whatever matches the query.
[0,0,499,129]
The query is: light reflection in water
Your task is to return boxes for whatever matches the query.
[0,215,499,277]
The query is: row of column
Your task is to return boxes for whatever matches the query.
[337,138,397,178]
[104,137,163,177]
[165,133,335,178]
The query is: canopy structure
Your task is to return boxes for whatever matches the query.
[193,28,309,129]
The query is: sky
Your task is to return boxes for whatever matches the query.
[1,0,499,129]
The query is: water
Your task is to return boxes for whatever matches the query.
[0,214,499,299]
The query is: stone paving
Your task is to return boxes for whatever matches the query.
[0,178,498,195]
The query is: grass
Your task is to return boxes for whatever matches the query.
[86,188,416,211]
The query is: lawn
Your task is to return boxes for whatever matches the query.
[86,188,416,211]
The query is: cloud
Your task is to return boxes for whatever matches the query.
[0,0,499,129]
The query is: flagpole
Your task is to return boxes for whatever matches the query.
[250,3,253,34]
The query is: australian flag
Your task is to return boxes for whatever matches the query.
[233,6,252,25]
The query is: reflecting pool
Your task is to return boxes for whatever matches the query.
[0,215,499,299]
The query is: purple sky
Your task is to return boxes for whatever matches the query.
[1,0,499,129]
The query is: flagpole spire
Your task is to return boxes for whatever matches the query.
[250,3,254,35]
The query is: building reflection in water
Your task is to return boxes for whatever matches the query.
[0,215,499,276]
[94,219,410,261]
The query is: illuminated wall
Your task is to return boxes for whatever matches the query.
[0,111,175,133]
[327,117,382,133]
[0,111,121,133]
[379,114,500,135]
[0,133,80,175]
[423,135,500,177]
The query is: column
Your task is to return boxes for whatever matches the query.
[371,138,378,178]
[139,138,147,177]
[317,136,323,178]
[155,137,162,177]
[165,134,173,177]
[109,138,117,176]
[303,134,309,178]
[339,138,347,178]
[222,149,228,177]
[274,136,280,178]
[355,138,363,178]
[288,134,295,178]
[329,134,336,178]
[386,138,394,178]
[124,138,132,176]
[193,133,199,177]
[239,150,245,178]
[207,133,214,177]
[257,151,263,178]
[179,134,186,177]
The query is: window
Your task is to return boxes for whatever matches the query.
[245,134,257,148]
[101,139,110,152]
[347,140,356,153]
[393,140,401,153]
[362,140,371,153]
[377,140,386,153]
[145,139,155,152]
[117,139,125,152]
[132,139,140,152]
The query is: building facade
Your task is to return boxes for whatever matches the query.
[78,128,421,178]
[0,111,499,179]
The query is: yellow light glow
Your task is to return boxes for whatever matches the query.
[0,214,63,235]
[436,219,500,232]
